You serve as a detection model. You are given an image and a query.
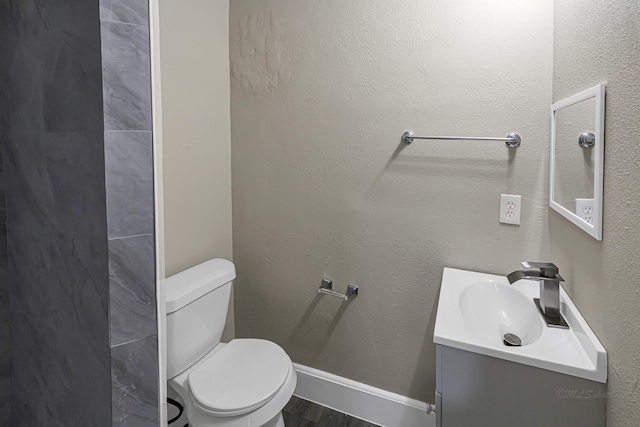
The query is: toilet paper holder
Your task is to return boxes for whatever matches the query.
[318,278,359,301]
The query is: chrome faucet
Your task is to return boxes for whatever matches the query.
[507,262,569,329]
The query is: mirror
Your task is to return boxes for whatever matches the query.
[550,84,605,240]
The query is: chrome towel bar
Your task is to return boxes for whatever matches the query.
[402,130,521,148]
[318,279,358,301]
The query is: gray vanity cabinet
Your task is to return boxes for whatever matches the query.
[435,345,606,427]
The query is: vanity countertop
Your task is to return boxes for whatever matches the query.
[434,267,607,383]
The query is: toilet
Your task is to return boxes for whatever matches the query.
[163,259,297,427]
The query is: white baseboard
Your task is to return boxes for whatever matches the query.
[293,364,435,427]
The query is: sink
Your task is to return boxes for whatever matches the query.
[459,281,544,347]
[434,268,607,383]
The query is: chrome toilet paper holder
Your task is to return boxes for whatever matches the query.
[318,278,358,301]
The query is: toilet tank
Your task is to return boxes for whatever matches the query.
[164,259,236,379]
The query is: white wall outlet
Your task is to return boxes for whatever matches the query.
[500,194,521,225]
[576,198,595,224]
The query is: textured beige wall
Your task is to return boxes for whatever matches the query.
[159,0,233,273]
[552,1,640,425]
[230,0,553,400]
[159,0,234,338]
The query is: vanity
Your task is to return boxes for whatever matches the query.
[433,267,607,427]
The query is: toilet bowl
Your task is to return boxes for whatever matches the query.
[163,259,296,427]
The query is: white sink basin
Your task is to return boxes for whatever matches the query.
[434,268,607,383]
[459,281,544,347]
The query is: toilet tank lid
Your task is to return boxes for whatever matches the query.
[164,259,236,313]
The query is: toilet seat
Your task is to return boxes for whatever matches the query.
[187,339,291,417]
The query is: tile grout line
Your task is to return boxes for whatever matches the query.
[108,233,153,242]
[111,333,157,349]
[99,18,149,30]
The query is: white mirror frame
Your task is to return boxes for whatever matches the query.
[550,84,605,241]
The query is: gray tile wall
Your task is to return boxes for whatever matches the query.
[5,131,112,426]
[1,0,113,425]
[0,138,9,424]
[100,0,159,425]
[1,4,16,423]
[1,0,159,425]
[112,335,159,425]
[0,5,12,420]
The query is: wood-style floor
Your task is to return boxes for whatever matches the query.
[282,396,381,427]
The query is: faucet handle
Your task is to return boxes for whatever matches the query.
[520,262,560,278]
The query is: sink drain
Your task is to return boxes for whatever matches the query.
[503,333,522,347]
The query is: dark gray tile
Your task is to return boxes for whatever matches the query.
[285,396,325,422]
[0,288,8,379]
[105,130,154,238]
[101,21,152,131]
[4,131,111,425]
[112,335,159,427]
[0,137,7,224]
[283,396,302,413]
[109,234,156,346]
[0,224,6,259]
[7,225,110,342]
[0,225,6,273]
[282,412,317,427]
[318,409,361,427]
[0,31,44,133]
[0,2,19,133]
[12,395,65,427]
[0,0,103,133]
[348,418,380,427]
[0,376,9,425]
[0,130,8,427]
[0,340,8,386]
[41,27,104,133]
[283,397,381,427]
[324,410,379,427]
[100,0,149,26]
[11,310,111,426]
[0,224,6,406]
[0,189,6,225]
[39,0,104,133]
[4,132,109,324]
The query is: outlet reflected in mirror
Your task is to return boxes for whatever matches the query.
[550,84,605,240]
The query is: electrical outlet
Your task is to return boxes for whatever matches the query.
[500,194,521,225]
[576,198,595,224]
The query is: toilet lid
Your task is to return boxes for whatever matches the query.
[188,339,291,416]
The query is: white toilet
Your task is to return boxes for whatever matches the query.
[163,259,297,427]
